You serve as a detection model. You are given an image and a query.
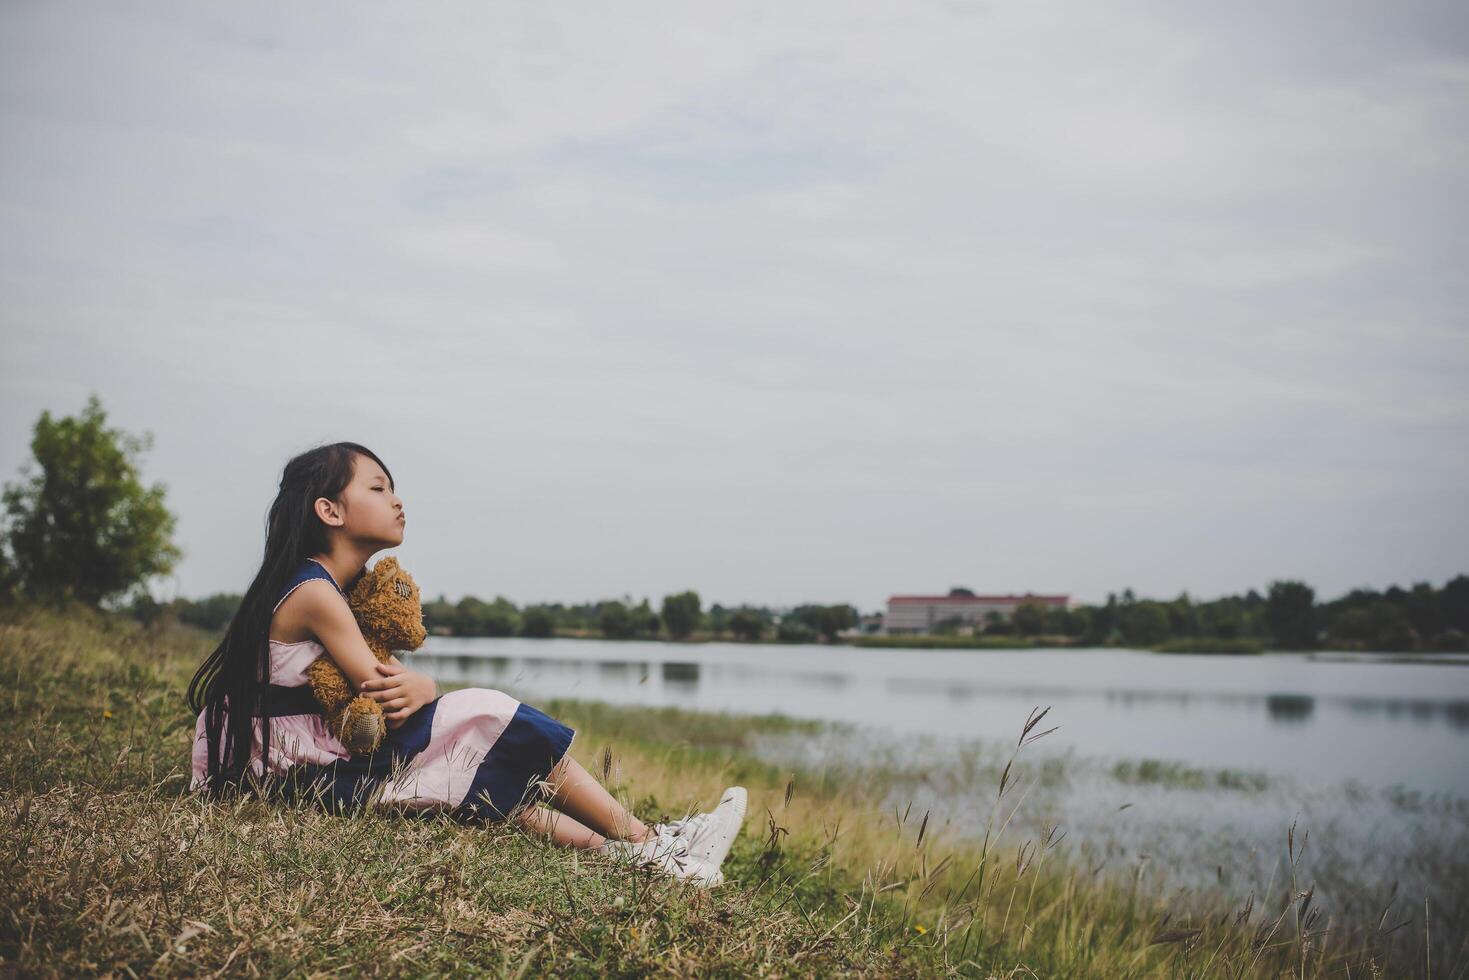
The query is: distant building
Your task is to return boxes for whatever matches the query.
[883,592,1071,634]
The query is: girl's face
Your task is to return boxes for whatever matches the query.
[329,455,405,548]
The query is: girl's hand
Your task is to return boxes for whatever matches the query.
[359,662,438,730]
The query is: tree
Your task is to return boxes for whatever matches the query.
[661,590,702,640]
[521,606,555,638]
[707,603,731,636]
[1121,602,1170,646]
[776,619,817,644]
[1087,593,1120,645]
[482,596,521,637]
[423,594,456,633]
[1264,580,1316,649]
[599,600,635,639]
[729,608,765,643]
[630,598,659,638]
[0,548,19,606]
[1442,575,1469,632]
[172,592,242,633]
[1403,582,1443,638]
[1067,606,1092,639]
[1,394,181,607]
[932,615,965,636]
[818,604,856,642]
[1166,592,1197,637]
[1012,601,1048,637]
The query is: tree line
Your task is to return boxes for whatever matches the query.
[138,577,1469,651]
[415,593,859,644]
[1,396,1464,653]
[958,578,1469,652]
[147,588,859,645]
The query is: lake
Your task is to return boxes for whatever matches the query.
[404,637,1469,940]
[405,637,1469,796]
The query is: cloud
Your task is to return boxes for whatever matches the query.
[0,0,1465,607]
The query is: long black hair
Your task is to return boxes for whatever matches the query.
[186,441,394,800]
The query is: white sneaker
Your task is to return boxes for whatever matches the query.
[682,786,747,870]
[652,811,712,844]
[598,834,724,888]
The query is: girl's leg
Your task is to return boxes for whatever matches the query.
[540,754,654,843]
[516,804,605,849]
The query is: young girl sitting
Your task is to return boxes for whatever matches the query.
[186,441,746,886]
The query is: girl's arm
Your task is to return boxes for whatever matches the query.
[293,581,392,695]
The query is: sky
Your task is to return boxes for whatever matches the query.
[1,1,1466,613]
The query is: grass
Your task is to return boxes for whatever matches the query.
[2,601,1461,977]
[1110,759,1272,793]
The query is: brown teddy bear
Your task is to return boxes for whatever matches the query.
[304,556,428,755]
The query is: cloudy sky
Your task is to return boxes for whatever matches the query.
[2,1,1465,612]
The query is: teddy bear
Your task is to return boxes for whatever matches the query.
[304,556,428,755]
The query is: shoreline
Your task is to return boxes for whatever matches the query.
[435,627,1464,658]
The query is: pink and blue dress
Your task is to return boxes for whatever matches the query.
[189,558,574,823]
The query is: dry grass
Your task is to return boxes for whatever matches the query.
[2,602,1462,977]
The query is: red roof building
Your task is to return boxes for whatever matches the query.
[884,592,1071,634]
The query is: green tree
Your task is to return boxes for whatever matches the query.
[1198,596,1247,639]
[707,603,731,636]
[450,596,489,635]
[932,614,964,636]
[630,598,659,638]
[1120,602,1170,646]
[1068,606,1092,639]
[775,620,822,643]
[599,600,635,639]
[1442,575,1469,632]
[1012,601,1048,636]
[1166,592,1197,637]
[172,592,242,633]
[818,604,856,642]
[1403,582,1443,638]
[0,548,19,606]
[661,590,702,640]
[423,593,456,633]
[482,596,521,637]
[1264,580,1316,649]
[982,610,1012,635]
[1,394,181,607]
[729,608,765,642]
[521,606,556,638]
[1087,593,1119,644]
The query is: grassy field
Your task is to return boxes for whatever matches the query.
[1,603,1455,977]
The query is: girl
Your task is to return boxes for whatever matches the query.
[186,441,746,886]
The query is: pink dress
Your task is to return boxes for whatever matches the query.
[189,559,575,822]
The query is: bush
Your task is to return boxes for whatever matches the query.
[776,620,816,644]
[728,609,765,643]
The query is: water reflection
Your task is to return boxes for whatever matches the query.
[661,661,700,689]
[1266,694,1315,724]
[597,660,636,681]
[404,639,1469,796]
[1339,697,1469,729]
